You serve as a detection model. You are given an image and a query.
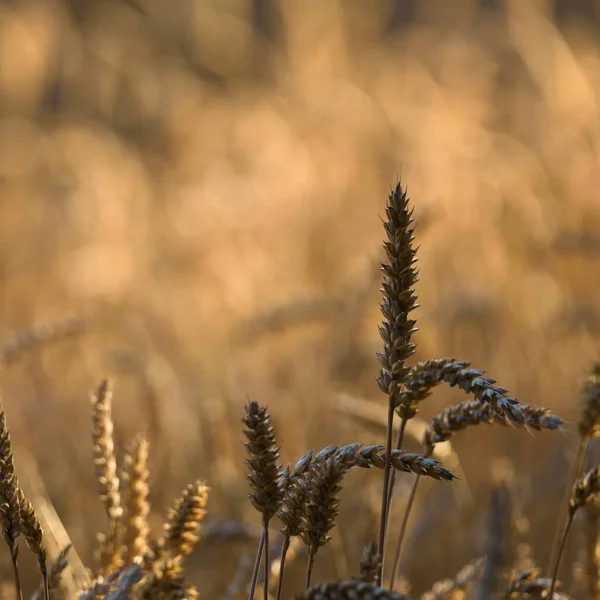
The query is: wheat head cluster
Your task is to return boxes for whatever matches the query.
[0,183,598,600]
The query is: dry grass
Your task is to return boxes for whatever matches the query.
[0,0,599,598]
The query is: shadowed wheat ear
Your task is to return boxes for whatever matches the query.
[375,182,419,585]
[294,581,411,600]
[354,543,381,585]
[550,466,600,599]
[91,379,122,574]
[0,400,22,600]
[401,358,526,426]
[277,450,313,600]
[243,401,283,600]
[550,361,600,579]
[420,558,484,600]
[138,557,197,600]
[80,568,123,600]
[18,487,48,600]
[120,435,150,565]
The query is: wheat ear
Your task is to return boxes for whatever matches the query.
[120,435,150,564]
[31,544,71,600]
[354,543,381,585]
[375,182,419,585]
[0,401,22,600]
[90,379,122,574]
[243,401,283,600]
[550,466,600,598]
[277,450,313,600]
[506,568,571,599]
[17,488,47,600]
[549,362,600,577]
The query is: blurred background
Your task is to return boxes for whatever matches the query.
[0,0,599,596]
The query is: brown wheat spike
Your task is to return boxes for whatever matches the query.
[423,400,563,452]
[294,580,411,600]
[375,182,420,582]
[302,457,348,587]
[120,435,150,564]
[354,542,381,585]
[158,481,209,560]
[401,358,525,426]
[31,545,71,600]
[0,400,22,598]
[505,569,571,599]
[242,401,283,525]
[580,362,600,439]
[420,558,484,600]
[571,466,600,515]
[17,488,47,596]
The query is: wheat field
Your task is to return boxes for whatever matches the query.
[0,0,599,598]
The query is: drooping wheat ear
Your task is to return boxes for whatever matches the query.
[550,466,600,599]
[472,481,512,600]
[243,401,283,600]
[420,558,484,600]
[91,379,122,574]
[354,542,381,585]
[402,358,526,426]
[277,451,314,600]
[505,568,570,599]
[0,314,85,368]
[423,400,563,452]
[581,502,600,600]
[376,182,419,583]
[17,488,47,599]
[294,580,411,600]
[0,401,22,600]
[302,456,349,588]
[120,435,150,564]
[158,480,209,560]
[31,544,71,600]
[80,568,123,600]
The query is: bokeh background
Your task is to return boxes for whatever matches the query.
[0,0,599,596]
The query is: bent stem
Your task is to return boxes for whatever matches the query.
[248,529,265,600]
[275,535,291,600]
[548,437,588,572]
[376,403,395,585]
[549,514,574,600]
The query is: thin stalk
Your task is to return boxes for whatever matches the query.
[548,437,588,572]
[10,549,22,600]
[389,471,422,591]
[549,514,575,600]
[263,526,269,600]
[306,545,316,590]
[385,418,407,524]
[275,536,290,600]
[248,529,265,600]
[376,404,395,585]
